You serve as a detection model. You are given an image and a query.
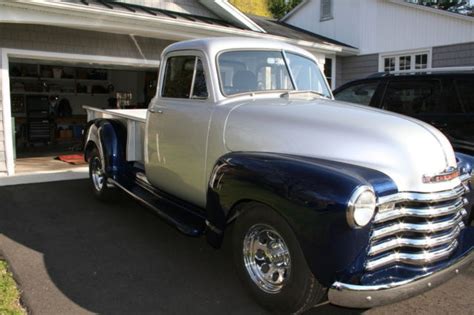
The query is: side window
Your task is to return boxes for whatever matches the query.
[192,58,208,99]
[382,80,452,115]
[455,79,474,113]
[162,56,208,99]
[334,82,379,106]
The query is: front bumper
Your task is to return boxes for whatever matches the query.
[328,249,474,308]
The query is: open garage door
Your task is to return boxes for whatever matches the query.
[8,58,158,175]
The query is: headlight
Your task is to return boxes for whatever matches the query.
[347,186,376,228]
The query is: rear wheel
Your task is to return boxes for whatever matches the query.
[232,203,325,314]
[89,148,114,201]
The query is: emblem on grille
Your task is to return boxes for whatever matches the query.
[422,167,460,184]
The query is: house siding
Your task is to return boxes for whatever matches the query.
[336,54,378,87]
[0,24,174,61]
[432,42,474,68]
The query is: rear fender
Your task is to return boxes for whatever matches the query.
[83,119,128,178]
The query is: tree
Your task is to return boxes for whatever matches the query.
[268,0,302,19]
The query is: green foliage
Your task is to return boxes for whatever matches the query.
[0,261,25,315]
[268,0,302,19]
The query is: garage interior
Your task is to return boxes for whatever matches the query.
[9,59,158,174]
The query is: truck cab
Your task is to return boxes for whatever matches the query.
[84,37,474,313]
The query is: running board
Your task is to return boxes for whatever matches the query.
[109,177,206,236]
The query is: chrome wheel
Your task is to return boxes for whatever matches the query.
[243,224,291,294]
[91,156,105,192]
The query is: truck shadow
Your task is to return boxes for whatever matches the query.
[0,179,362,315]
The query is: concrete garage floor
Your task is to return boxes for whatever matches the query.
[0,180,472,315]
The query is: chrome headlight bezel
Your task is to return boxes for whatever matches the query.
[346,185,377,229]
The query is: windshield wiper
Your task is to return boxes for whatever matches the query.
[281,90,330,99]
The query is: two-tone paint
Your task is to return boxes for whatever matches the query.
[83,37,474,309]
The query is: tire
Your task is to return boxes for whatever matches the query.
[232,203,325,314]
[89,148,114,201]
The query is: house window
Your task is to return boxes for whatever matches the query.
[399,56,411,70]
[380,51,430,72]
[415,54,428,69]
[384,57,395,72]
[320,0,333,21]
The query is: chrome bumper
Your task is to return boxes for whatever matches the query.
[328,249,474,309]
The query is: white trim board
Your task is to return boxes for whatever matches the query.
[0,167,88,186]
[1,47,160,176]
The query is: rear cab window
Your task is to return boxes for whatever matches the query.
[162,56,208,99]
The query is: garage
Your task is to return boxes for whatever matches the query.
[9,58,157,174]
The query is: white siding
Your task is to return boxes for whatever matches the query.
[287,0,361,49]
[286,0,474,55]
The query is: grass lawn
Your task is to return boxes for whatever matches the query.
[0,261,26,315]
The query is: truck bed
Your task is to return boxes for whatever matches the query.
[84,106,147,162]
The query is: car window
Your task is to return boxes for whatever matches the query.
[334,82,378,105]
[162,56,208,99]
[218,50,294,95]
[285,52,331,98]
[192,58,208,99]
[455,79,474,113]
[382,80,454,115]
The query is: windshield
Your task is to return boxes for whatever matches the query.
[218,50,331,97]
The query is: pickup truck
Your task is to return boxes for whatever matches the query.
[84,37,474,313]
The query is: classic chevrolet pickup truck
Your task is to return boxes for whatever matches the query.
[84,38,474,313]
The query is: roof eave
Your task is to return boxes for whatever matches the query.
[0,1,355,55]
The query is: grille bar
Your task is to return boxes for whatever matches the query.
[366,240,459,271]
[366,181,470,271]
[373,198,467,224]
[368,222,464,256]
[371,211,464,241]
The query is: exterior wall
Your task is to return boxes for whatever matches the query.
[432,42,474,68]
[336,54,379,87]
[0,24,174,60]
[110,0,217,17]
[285,0,474,55]
[285,0,361,50]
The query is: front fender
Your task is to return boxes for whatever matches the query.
[206,152,397,286]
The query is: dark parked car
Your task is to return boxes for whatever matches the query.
[333,71,474,155]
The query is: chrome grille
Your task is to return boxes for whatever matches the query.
[366,180,470,271]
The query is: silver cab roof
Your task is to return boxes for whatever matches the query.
[162,37,316,61]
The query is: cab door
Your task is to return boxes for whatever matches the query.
[145,51,212,208]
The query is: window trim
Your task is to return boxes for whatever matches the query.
[378,48,432,73]
[320,0,333,21]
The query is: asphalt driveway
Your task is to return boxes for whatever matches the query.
[0,180,472,315]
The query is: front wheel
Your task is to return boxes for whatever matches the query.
[89,148,114,201]
[232,203,326,314]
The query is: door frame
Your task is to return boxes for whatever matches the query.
[1,47,160,176]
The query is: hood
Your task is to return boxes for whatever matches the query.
[223,97,459,193]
